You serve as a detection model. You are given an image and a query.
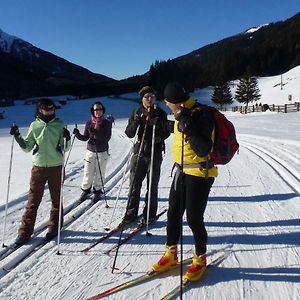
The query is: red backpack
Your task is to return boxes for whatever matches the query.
[194,105,239,165]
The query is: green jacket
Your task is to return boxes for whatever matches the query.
[16,117,70,167]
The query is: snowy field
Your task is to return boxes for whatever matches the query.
[0,66,299,299]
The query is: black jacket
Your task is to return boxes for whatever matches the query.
[125,105,170,156]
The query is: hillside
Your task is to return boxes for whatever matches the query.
[148,12,300,96]
[0,29,115,99]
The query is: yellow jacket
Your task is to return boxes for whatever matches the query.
[172,97,218,178]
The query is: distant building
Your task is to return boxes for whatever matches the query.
[0,98,14,107]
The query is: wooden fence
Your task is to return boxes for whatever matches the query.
[220,102,300,114]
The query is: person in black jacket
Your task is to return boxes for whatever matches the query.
[121,86,170,224]
[73,101,112,202]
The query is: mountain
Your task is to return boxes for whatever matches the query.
[147,12,300,96]
[0,29,115,99]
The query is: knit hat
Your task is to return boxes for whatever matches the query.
[163,82,189,104]
[37,98,55,110]
[139,86,156,99]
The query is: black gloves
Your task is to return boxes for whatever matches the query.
[90,127,97,134]
[73,128,79,135]
[10,124,20,137]
[63,128,71,141]
[174,107,194,135]
[10,124,26,148]
[134,108,158,126]
[143,109,158,126]
[133,111,143,125]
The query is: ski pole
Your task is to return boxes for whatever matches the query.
[145,121,156,235]
[56,126,68,255]
[1,130,15,247]
[180,130,185,299]
[104,132,138,231]
[111,117,149,273]
[95,150,109,208]
[64,124,77,170]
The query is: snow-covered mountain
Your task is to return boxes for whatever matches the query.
[0,29,38,62]
[244,24,269,34]
[0,28,112,82]
[0,28,115,99]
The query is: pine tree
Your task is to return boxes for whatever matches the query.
[211,82,233,109]
[235,76,261,111]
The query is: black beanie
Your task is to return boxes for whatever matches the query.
[37,98,55,110]
[163,82,189,104]
[139,86,156,99]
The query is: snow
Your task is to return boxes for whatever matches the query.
[0,65,300,299]
[244,24,269,34]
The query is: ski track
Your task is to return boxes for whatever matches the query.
[0,128,133,285]
[1,125,300,299]
[240,140,300,194]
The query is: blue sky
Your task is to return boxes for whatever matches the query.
[0,0,299,80]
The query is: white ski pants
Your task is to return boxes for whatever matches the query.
[81,149,109,192]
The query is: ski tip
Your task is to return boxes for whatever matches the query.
[146,232,153,237]
[147,270,156,276]
[183,279,191,286]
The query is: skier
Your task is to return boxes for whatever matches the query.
[121,86,170,225]
[10,98,71,245]
[151,82,218,281]
[73,101,112,202]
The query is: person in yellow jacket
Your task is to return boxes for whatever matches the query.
[151,82,217,282]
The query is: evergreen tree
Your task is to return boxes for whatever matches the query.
[235,76,261,111]
[211,82,233,108]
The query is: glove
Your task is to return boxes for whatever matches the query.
[63,128,71,141]
[10,124,20,137]
[73,128,79,135]
[89,127,97,135]
[143,108,158,126]
[174,107,190,121]
[174,107,194,135]
[133,111,143,125]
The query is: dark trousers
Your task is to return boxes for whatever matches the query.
[18,165,63,238]
[125,152,162,219]
[166,170,214,256]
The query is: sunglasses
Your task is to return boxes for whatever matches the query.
[41,106,54,111]
[143,94,155,100]
[94,108,103,111]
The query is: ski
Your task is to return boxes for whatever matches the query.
[0,196,94,262]
[0,243,21,261]
[104,208,167,255]
[160,253,227,300]
[80,213,143,253]
[81,225,122,253]
[85,256,193,300]
[1,236,58,276]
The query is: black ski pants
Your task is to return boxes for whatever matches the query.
[125,152,162,220]
[166,169,214,256]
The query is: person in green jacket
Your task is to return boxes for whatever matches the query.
[10,98,71,246]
